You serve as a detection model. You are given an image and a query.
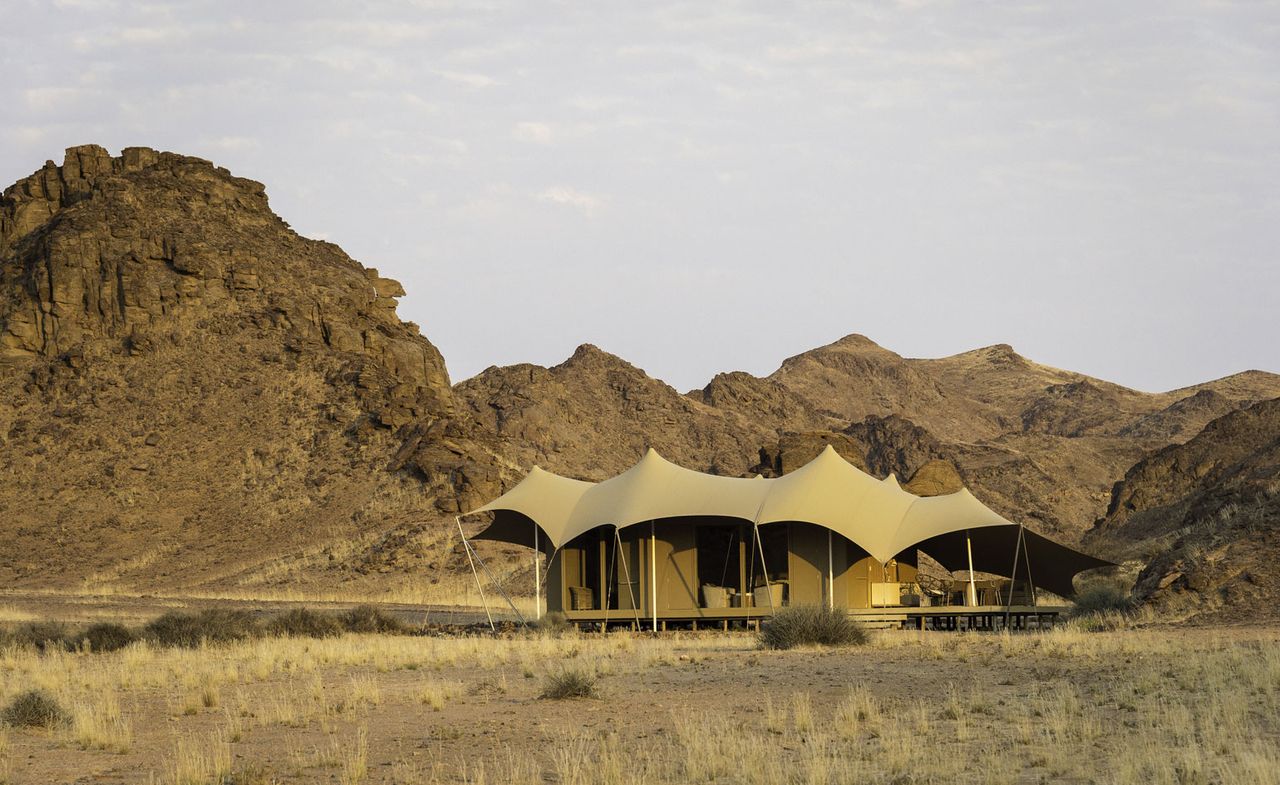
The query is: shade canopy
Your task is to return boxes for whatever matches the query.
[464,445,1111,595]
[468,465,593,554]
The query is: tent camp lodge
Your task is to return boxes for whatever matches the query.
[459,446,1112,631]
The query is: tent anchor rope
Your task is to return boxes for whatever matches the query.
[460,518,527,628]
[456,517,494,632]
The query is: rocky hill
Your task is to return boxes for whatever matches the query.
[1086,398,1280,620]
[466,333,1280,542]
[0,145,504,595]
[2,145,1276,609]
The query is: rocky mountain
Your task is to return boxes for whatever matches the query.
[455,343,772,479]
[1086,398,1280,621]
[3,145,1276,609]
[0,145,503,594]
[468,333,1280,543]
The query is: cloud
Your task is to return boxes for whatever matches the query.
[23,87,85,112]
[512,121,554,144]
[537,186,603,215]
[433,69,499,88]
[202,135,259,152]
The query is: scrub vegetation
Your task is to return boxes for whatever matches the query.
[0,616,1277,784]
[0,606,412,653]
[760,605,870,650]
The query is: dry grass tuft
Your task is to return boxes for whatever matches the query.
[540,667,597,699]
[760,605,869,649]
[1,689,67,729]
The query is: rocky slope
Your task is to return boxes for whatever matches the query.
[0,145,504,594]
[1085,398,1280,620]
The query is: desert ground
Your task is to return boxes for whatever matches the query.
[1,596,1277,785]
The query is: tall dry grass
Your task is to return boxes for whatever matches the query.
[1,622,1277,784]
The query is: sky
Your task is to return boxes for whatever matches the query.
[1,0,1277,393]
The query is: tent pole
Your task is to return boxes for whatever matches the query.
[745,523,757,624]
[533,525,541,622]
[965,529,977,607]
[1022,527,1037,608]
[650,520,658,633]
[753,523,775,615]
[615,528,641,629]
[1004,525,1024,629]
[603,528,616,631]
[456,517,494,632]
[826,529,834,610]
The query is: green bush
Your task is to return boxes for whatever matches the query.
[265,608,344,638]
[760,605,869,650]
[539,667,597,699]
[338,605,407,635]
[2,689,67,728]
[75,622,137,652]
[1069,583,1136,618]
[143,609,262,648]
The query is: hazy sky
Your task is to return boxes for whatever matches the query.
[2,1,1277,393]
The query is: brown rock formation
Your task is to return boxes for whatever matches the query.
[1087,398,1280,620]
[0,145,500,591]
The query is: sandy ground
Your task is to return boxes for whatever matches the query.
[1,605,1278,785]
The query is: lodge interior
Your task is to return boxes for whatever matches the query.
[545,517,1035,615]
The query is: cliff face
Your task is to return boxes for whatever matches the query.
[0,145,502,591]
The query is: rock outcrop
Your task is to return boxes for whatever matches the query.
[0,145,501,591]
[1087,398,1280,620]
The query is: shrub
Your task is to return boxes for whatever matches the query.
[265,608,344,639]
[3,621,71,652]
[2,689,67,728]
[528,611,573,636]
[760,605,869,650]
[1069,583,1136,618]
[143,610,261,648]
[76,622,137,653]
[339,605,407,635]
[540,668,597,699]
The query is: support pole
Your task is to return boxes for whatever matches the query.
[456,517,494,632]
[603,528,617,630]
[826,529,834,610]
[616,528,641,628]
[753,523,776,615]
[650,520,658,633]
[533,524,542,621]
[1022,527,1037,607]
[965,529,978,607]
[1004,525,1024,629]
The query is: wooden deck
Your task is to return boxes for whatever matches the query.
[562,605,1064,632]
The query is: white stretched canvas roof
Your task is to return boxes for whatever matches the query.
[467,445,1018,563]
